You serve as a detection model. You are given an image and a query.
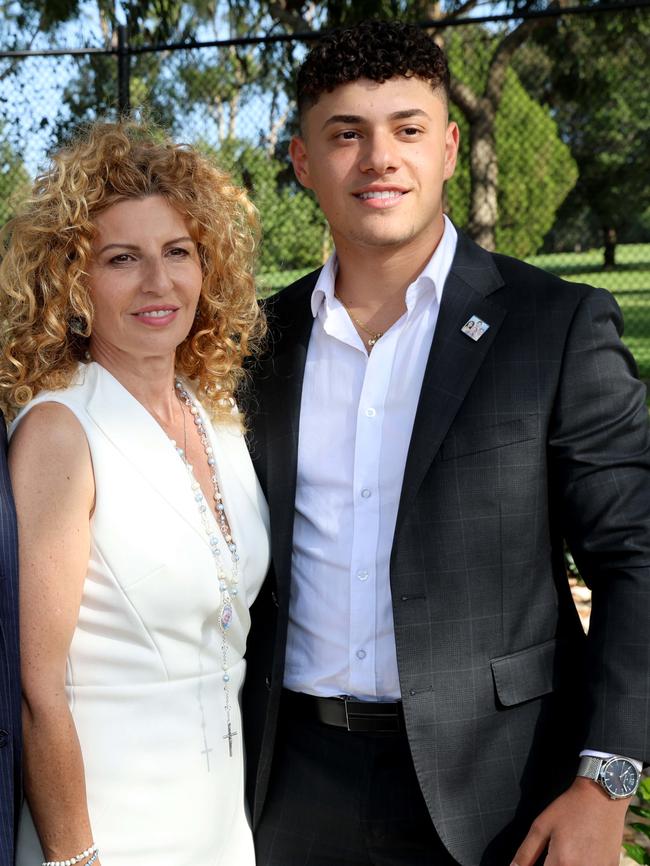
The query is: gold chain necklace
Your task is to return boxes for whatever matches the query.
[334,292,384,348]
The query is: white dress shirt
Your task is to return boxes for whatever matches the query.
[284,217,457,700]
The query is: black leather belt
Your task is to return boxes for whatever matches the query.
[283,689,403,733]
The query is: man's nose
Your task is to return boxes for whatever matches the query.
[359,131,400,175]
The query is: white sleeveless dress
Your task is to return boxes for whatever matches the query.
[13,362,270,866]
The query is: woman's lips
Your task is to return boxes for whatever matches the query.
[131,307,179,326]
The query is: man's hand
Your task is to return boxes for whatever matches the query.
[511,777,630,866]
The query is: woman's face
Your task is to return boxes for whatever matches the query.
[87,195,203,366]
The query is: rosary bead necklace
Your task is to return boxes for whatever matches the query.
[173,379,240,757]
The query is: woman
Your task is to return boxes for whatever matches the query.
[0,120,270,866]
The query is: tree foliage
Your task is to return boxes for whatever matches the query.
[515,8,650,261]
[0,130,30,226]
[2,0,640,270]
[207,138,327,272]
[446,30,577,258]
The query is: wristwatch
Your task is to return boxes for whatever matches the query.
[577,755,641,800]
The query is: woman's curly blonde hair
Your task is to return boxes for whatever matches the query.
[0,118,265,422]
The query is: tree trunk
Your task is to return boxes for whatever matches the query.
[228,89,240,140]
[602,226,617,269]
[266,104,291,157]
[467,107,498,251]
[447,11,553,253]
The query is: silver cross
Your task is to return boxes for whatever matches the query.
[201,744,213,772]
[223,723,238,757]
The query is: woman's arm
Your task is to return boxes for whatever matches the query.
[9,402,98,864]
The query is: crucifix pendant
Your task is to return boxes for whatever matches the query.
[223,722,238,757]
[201,744,213,771]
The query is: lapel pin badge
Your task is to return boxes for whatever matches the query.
[461,315,490,342]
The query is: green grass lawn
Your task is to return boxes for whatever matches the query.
[259,243,650,394]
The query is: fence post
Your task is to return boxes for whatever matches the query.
[117,24,130,113]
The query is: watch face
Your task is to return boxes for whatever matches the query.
[601,758,640,798]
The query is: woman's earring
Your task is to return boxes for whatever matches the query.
[68,315,89,336]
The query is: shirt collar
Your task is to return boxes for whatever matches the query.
[310,214,458,319]
[310,253,339,317]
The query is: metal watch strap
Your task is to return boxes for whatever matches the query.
[577,755,603,781]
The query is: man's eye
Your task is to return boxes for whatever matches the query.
[338,130,360,140]
[402,127,421,136]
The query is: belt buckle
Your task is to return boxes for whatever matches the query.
[343,698,360,732]
[343,698,400,733]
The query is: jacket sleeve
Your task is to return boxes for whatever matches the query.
[0,415,21,866]
[548,286,650,763]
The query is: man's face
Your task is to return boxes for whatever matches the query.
[290,76,459,256]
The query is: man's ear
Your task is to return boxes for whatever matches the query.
[444,121,460,182]
[289,136,312,189]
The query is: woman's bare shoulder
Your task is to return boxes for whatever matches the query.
[11,400,87,455]
[9,402,93,505]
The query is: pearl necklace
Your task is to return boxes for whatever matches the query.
[173,379,240,757]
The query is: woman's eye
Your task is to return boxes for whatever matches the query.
[168,247,190,257]
[109,253,134,264]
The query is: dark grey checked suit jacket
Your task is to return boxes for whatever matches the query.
[0,416,20,866]
[242,231,650,866]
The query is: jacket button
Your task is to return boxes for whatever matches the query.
[265,675,272,690]
[0,730,9,747]
[271,591,279,608]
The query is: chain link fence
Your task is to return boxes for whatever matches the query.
[1,5,648,384]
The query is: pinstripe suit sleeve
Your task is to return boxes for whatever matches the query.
[548,286,650,762]
[0,415,20,866]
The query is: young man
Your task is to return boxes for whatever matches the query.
[243,20,650,866]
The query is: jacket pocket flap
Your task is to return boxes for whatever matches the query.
[441,415,537,460]
[491,638,562,707]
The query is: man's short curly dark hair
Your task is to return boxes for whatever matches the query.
[296,20,450,120]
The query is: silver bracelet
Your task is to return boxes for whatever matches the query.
[42,843,98,866]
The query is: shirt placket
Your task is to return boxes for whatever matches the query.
[347,338,394,698]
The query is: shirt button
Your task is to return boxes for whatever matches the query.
[357,570,369,581]
[356,649,367,660]
[361,488,371,499]
[365,408,376,417]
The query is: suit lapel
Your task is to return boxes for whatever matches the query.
[258,276,317,600]
[396,233,507,533]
